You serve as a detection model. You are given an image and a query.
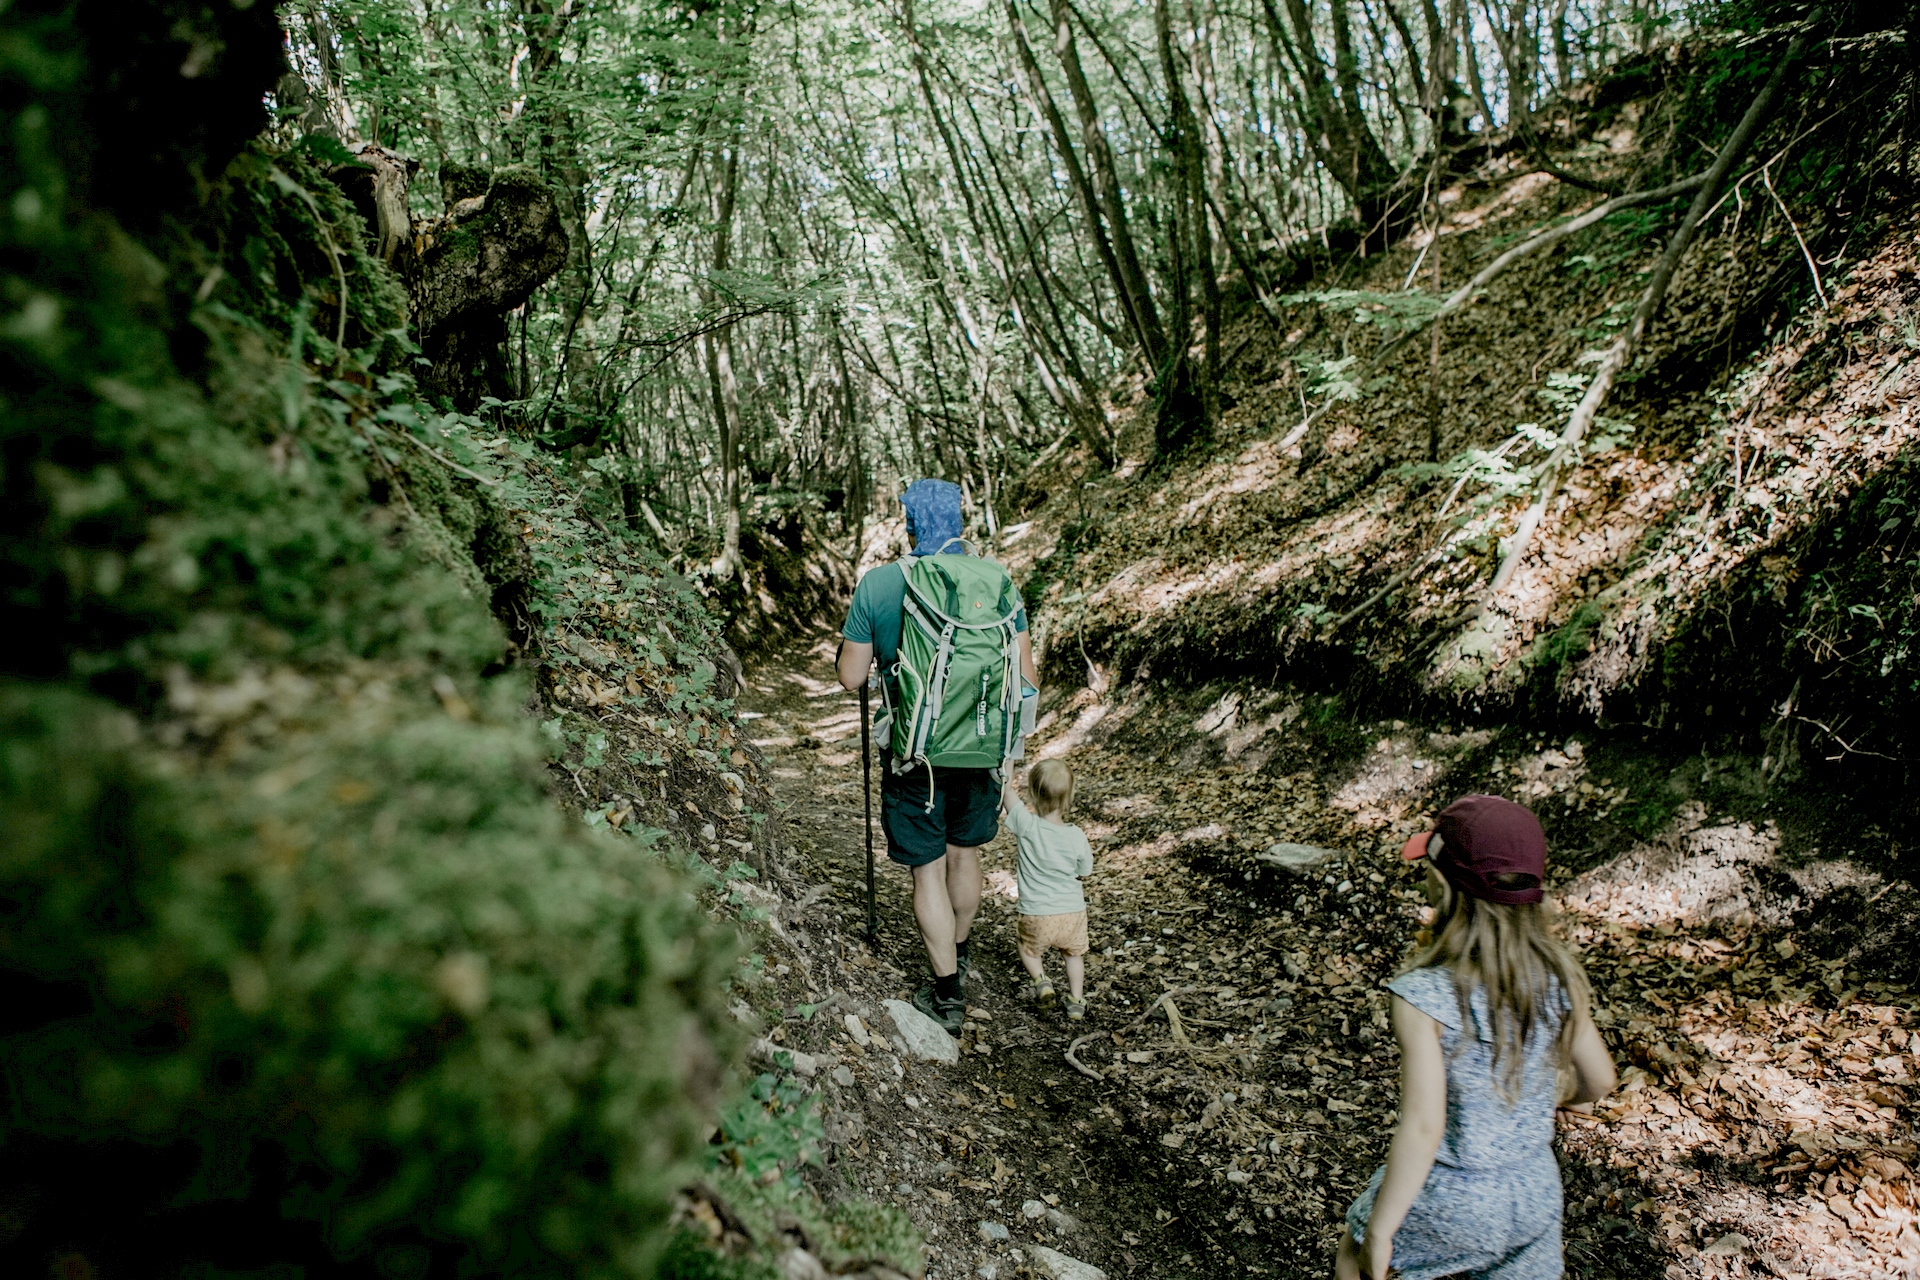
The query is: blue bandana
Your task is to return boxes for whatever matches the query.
[900,479,964,556]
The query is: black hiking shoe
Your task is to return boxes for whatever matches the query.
[955,951,971,986]
[912,983,965,1036]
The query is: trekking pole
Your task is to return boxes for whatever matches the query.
[859,680,877,945]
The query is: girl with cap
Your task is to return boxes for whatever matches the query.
[1334,795,1617,1280]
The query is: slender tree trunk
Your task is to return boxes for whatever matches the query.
[1416,0,1473,149]
[1003,3,1133,358]
[1006,0,1203,455]
[1157,0,1219,413]
[704,142,743,580]
[1045,0,1168,369]
[1262,0,1399,242]
[1457,0,1497,132]
[1550,0,1573,88]
[1426,215,1443,461]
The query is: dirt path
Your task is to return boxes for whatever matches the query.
[739,635,1920,1280]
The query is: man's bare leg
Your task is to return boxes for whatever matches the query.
[945,842,982,949]
[911,856,958,977]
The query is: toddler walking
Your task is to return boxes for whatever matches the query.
[1336,795,1617,1280]
[1002,760,1094,1019]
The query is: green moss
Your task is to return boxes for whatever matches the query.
[655,1233,783,1280]
[0,8,740,1275]
[686,1168,922,1278]
[1530,600,1605,675]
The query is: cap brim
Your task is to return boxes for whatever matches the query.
[1401,831,1433,862]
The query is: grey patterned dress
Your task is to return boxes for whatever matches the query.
[1343,966,1570,1280]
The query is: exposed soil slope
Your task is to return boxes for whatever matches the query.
[1005,120,1919,796]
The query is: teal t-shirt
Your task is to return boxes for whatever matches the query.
[841,559,1027,714]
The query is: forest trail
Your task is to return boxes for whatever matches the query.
[738,635,1920,1280]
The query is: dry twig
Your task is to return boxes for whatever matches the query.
[1063,985,1200,1080]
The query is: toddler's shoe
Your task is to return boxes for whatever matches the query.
[1023,975,1057,1007]
[1064,995,1087,1021]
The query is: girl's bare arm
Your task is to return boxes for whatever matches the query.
[1362,994,1447,1279]
[1563,1010,1618,1105]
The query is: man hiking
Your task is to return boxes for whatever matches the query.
[836,479,1040,1033]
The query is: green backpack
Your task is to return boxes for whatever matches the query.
[885,540,1028,780]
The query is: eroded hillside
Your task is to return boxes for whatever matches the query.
[1004,52,1919,863]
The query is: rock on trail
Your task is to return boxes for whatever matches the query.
[883,998,961,1063]
[1029,1245,1106,1280]
[1256,841,1342,874]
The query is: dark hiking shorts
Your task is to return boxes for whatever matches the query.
[879,752,1002,867]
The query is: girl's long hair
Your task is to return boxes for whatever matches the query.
[1406,874,1592,1101]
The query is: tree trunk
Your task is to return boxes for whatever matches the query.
[1417,0,1474,150]
[1157,0,1219,417]
[359,163,569,413]
[1264,0,1399,244]
[704,139,744,581]
[1045,0,1168,370]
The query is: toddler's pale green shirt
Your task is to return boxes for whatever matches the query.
[1005,794,1093,916]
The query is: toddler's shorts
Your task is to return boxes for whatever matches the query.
[1017,910,1089,957]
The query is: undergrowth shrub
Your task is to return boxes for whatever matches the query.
[0,6,739,1275]
[653,1070,920,1280]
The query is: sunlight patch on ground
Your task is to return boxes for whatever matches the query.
[1562,808,1780,930]
[1414,168,1558,244]
[1034,685,1148,761]
[1170,440,1289,526]
[1098,792,1162,819]
[1102,824,1231,874]
[812,707,861,743]
[1551,807,1920,1278]
[1328,732,1454,832]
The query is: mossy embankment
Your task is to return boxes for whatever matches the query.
[0,5,891,1277]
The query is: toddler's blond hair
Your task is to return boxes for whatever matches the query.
[1027,760,1074,820]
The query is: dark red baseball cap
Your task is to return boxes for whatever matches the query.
[1399,794,1546,906]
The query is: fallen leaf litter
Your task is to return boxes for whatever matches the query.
[734,636,1917,1280]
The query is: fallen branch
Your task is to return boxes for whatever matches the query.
[1793,714,1896,762]
[1488,24,1809,593]
[363,418,504,487]
[1162,995,1193,1049]
[1063,985,1199,1081]
[1329,553,1437,631]
[783,990,851,1022]
[1065,1031,1106,1080]
[1761,164,1829,309]
[1277,172,1711,452]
